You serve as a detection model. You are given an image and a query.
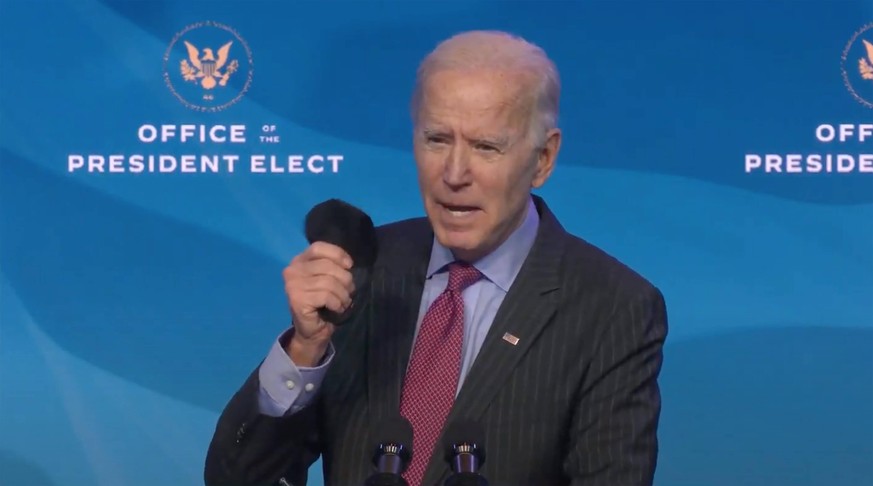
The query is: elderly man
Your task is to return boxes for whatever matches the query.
[205,30,667,486]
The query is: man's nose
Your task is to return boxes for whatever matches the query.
[442,144,472,187]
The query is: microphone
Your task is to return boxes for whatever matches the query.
[364,416,414,486]
[304,198,378,325]
[443,419,488,486]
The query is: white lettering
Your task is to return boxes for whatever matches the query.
[837,154,855,172]
[88,155,105,172]
[179,125,196,142]
[130,155,144,173]
[806,154,822,173]
[816,124,835,143]
[224,155,239,173]
[288,156,304,173]
[137,124,246,143]
[785,154,802,173]
[839,124,855,142]
[327,155,343,173]
[742,153,873,173]
[209,126,226,142]
[160,155,176,172]
[230,125,245,142]
[68,155,84,172]
[161,125,177,142]
[201,155,219,173]
[66,153,342,174]
[251,155,266,173]
[765,154,782,172]
[308,155,324,173]
[109,155,124,173]
[180,155,197,173]
[859,124,873,143]
[138,125,158,143]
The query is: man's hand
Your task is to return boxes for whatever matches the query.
[282,242,355,366]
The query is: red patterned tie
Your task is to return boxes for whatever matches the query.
[400,261,483,486]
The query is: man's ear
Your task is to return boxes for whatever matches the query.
[532,128,561,189]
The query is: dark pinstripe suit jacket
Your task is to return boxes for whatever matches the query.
[205,195,668,486]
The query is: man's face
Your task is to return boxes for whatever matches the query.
[413,68,559,262]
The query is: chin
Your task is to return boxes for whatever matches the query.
[433,227,487,260]
[434,226,472,248]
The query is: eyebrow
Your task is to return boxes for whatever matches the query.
[420,128,509,147]
[470,135,509,147]
[421,128,449,138]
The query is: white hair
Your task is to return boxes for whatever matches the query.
[410,30,561,146]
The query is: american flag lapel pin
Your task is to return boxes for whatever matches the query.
[502,332,520,346]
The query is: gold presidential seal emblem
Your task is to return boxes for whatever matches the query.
[163,21,253,112]
[842,22,873,109]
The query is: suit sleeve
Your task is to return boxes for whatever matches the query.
[565,285,668,486]
[204,363,323,486]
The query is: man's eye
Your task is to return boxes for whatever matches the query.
[427,136,448,144]
[476,143,498,152]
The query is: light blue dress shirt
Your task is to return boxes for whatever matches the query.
[258,197,539,417]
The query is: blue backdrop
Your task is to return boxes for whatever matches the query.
[1,1,871,485]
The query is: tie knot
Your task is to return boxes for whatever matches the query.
[446,261,483,292]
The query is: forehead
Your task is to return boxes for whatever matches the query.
[417,69,532,131]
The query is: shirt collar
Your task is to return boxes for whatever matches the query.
[426,196,540,292]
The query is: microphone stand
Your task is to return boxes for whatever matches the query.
[364,443,410,486]
[444,443,488,486]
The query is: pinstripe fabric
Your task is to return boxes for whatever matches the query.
[204,195,667,486]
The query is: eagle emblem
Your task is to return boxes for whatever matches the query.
[859,39,873,80]
[180,40,239,95]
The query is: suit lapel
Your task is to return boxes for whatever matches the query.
[366,220,432,426]
[422,196,568,485]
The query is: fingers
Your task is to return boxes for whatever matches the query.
[301,258,355,294]
[283,257,354,297]
[305,287,350,314]
[303,241,353,269]
[285,275,352,313]
[283,242,357,333]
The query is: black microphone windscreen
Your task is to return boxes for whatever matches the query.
[304,198,378,268]
[373,416,414,451]
[443,418,486,463]
[371,416,414,466]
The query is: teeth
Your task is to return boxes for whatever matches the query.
[448,209,474,216]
